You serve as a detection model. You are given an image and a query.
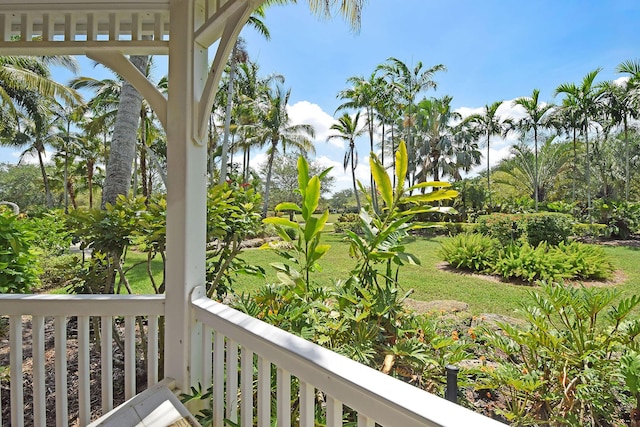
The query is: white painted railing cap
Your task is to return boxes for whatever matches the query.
[88,378,201,427]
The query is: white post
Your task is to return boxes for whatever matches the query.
[164,0,208,391]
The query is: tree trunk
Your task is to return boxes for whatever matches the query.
[37,147,54,208]
[220,44,237,185]
[262,142,277,218]
[486,132,491,207]
[101,55,149,208]
[351,143,361,212]
[140,108,148,199]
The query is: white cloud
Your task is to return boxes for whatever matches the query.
[16,150,53,165]
[315,154,371,194]
[287,101,337,147]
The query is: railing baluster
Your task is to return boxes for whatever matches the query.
[299,381,314,427]
[78,315,90,427]
[32,315,46,427]
[124,315,136,400]
[10,315,24,427]
[326,396,342,427]
[257,356,270,427]
[148,315,159,386]
[202,323,213,391]
[240,348,253,427]
[54,316,68,427]
[358,414,375,427]
[276,368,291,427]
[101,315,113,412]
[213,331,225,427]
[226,339,238,423]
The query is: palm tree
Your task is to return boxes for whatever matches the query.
[376,57,446,187]
[462,101,511,207]
[336,72,384,205]
[415,95,461,182]
[0,56,80,134]
[555,69,603,218]
[615,59,640,200]
[327,112,365,212]
[100,54,149,207]
[550,93,586,204]
[250,85,315,217]
[494,137,572,203]
[512,89,555,211]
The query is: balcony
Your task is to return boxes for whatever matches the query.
[0,288,506,426]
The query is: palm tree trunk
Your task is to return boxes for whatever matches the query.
[534,127,539,211]
[37,148,54,208]
[101,54,149,208]
[625,115,630,201]
[486,132,491,207]
[220,44,238,185]
[87,160,94,209]
[262,143,276,218]
[585,126,591,222]
[140,108,148,199]
[351,145,361,212]
[572,127,577,203]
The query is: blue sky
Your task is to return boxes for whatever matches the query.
[3,0,640,193]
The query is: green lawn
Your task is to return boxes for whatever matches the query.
[69,234,640,319]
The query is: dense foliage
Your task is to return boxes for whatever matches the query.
[0,210,40,293]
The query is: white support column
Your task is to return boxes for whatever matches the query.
[164,0,208,392]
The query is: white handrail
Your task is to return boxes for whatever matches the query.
[0,294,165,426]
[191,292,506,427]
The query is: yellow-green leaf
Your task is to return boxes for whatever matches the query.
[395,141,408,194]
[297,156,309,195]
[370,155,393,208]
[263,217,299,229]
[275,202,301,213]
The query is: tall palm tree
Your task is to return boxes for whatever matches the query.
[494,137,572,203]
[512,89,555,211]
[250,85,315,217]
[336,72,384,205]
[615,59,640,200]
[462,101,511,206]
[232,61,283,181]
[0,56,80,134]
[550,95,582,202]
[327,112,365,212]
[415,95,461,182]
[376,57,446,187]
[555,69,603,218]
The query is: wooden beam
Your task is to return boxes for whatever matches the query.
[87,50,168,130]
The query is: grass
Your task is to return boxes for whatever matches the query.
[51,233,640,319]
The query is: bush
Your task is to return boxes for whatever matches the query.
[439,233,498,272]
[594,200,640,239]
[494,242,572,283]
[573,223,607,239]
[0,211,40,293]
[477,212,573,246]
[39,254,83,291]
[334,212,361,234]
[555,241,614,280]
[479,283,640,425]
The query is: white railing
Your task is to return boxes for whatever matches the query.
[0,289,506,427]
[190,288,506,427]
[0,294,165,427]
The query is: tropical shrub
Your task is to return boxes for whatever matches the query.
[555,241,614,280]
[477,212,573,246]
[440,237,614,284]
[479,283,640,426]
[206,180,264,299]
[438,233,498,273]
[493,242,572,283]
[594,200,640,239]
[333,212,360,234]
[572,222,607,239]
[0,210,40,293]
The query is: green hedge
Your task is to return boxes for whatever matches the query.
[477,213,574,246]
